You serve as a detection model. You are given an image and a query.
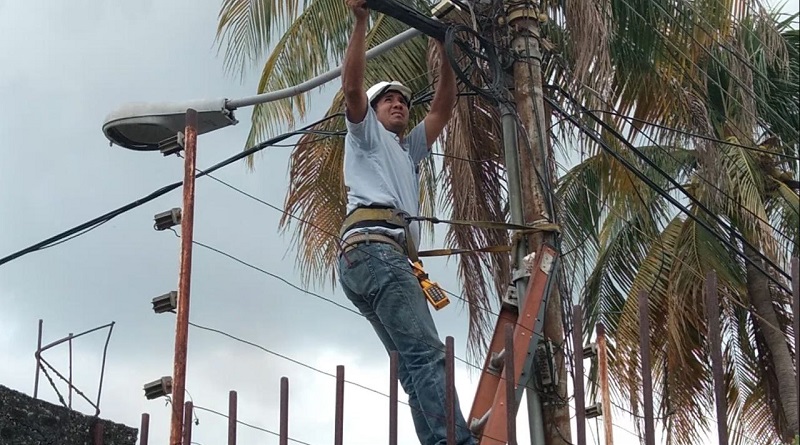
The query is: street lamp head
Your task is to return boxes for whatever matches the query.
[102,99,238,150]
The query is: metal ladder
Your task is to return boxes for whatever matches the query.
[468,244,560,444]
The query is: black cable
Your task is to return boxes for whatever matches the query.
[177,185,554,370]
[613,0,798,141]
[0,113,343,267]
[543,90,798,263]
[546,88,793,293]
[192,405,313,445]
[644,0,799,139]
[606,111,798,248]
[443,23,507,102]
[0,83,489,270]
[547,106,800,162]
[551,86,798,284]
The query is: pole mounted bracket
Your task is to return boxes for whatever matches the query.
[159,132,185,157]
[502,286,518,309]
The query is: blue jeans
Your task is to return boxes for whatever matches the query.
[338,242,475,445]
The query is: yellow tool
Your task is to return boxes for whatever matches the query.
[410,261,450,310]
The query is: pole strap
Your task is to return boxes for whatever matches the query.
[418,245,512,257]
[408,216,560,234]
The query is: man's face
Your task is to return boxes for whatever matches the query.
[373,91,409,134]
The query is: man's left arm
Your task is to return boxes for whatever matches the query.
[423,40,457,148]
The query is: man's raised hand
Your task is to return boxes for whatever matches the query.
[346,0,370,21]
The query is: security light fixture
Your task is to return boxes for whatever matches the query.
[154,208,181,231]
[143,376,173,400]
[585,403,603,419]
[583,342,598,359]
[102,99,237,151]
[159,132,185,157]
[152,291,178,314]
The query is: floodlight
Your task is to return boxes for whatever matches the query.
[154,208,181,231]
[102,99,237,151]
[143,376,173,400]
[585,403,603,419]
[152,291,178,314]
[583,342,598,359]
[159,132,185,157]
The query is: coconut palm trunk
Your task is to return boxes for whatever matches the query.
[744,244,799,439]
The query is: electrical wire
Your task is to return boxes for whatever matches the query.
[545,65,798,248]
[0,113,344,267]
[185,313,519,444]
[547,106,800,162]
[443,23,506,102]
[557,160,788,337]
[615,111,798,248]
[544,96,799,251]
[547,88,794,293]
[0,83,488,268]
[646,0,800,139]
[193,167,566,346]
[589,110,800,162]
[613,0,798,141]
[192,405,313,445]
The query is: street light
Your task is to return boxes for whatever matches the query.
[102,99,237,151]
[102,26,420,445]
[100,28,420,150]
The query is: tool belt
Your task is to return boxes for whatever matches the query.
[339,207,562,263]
[339,206,419,262]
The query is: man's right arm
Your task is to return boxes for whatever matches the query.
[342,2,369,124]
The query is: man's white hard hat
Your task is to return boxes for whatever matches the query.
[366,81,413,105]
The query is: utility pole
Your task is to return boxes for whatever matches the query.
[506,4,572,445]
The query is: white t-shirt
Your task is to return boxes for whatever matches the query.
[342,106,429,250]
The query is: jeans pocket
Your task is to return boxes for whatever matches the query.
[338,247,373,295]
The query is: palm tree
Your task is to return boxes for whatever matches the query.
[214,0,798,442]
[557,14,799,445]
[215,0,509,362]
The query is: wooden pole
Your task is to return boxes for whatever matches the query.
[596,323,613,445]
[169,109,198,445]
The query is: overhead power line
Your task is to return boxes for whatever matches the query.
[546,87,793,294]
[0,113,341,267]
[0,84,488,268]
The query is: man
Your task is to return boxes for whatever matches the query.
[336,0,475,444]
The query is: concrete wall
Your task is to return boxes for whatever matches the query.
[0,385,138,445]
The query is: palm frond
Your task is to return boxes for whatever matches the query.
[274,14,431,287]
[564,0,613,107]
[279,112,347,289]
[766,176,799,259]
[439,89,507,363]
[216,0,302,76]
[707,138,779,261]
[238,0,354,154]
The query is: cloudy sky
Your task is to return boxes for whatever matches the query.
[0,1,507,444]
[0,1,796,445]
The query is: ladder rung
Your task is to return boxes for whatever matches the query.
[470,408,491,433]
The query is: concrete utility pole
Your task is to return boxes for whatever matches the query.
[506,4,572,445]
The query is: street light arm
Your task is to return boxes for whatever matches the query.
[102,28,420,150]
[224,28,421,110]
